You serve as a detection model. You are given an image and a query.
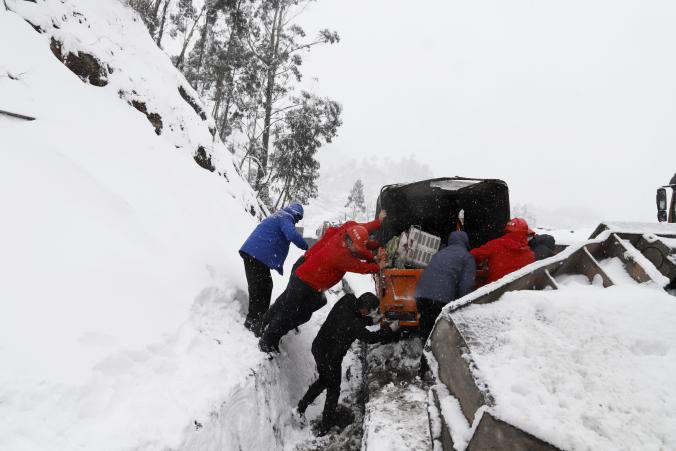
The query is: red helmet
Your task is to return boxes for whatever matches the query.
[346,225,369,253]
[503,217,532,234]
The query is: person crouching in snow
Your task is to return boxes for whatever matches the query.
[415,231,475,342]
[295,292,399,435]
[470,217,535,286]
[259,224,386,353]
[239,203,308,332]
[255,211,388,338]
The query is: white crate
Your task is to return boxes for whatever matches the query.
[402,226,441,268]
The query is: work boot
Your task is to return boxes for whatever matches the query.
[258,338,279,354]
[253,320,265,338]
[244,316,256,332]
[314,418,334,437]
[290,407,307,427]
[297,398,310,416]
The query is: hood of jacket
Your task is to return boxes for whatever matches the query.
[283,203,304,222]
[501,231,531,250]
[447,231,470,250]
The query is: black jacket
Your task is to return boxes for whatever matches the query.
[312,294,393,364]
[415,231,475,303]
[529,234,555,261]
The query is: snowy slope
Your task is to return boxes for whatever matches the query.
[0,1,307,449]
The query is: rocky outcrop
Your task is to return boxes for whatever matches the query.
[130,100,163,135]
[179,85,207,121]
[50,38,109,87]
[194,146,215,172]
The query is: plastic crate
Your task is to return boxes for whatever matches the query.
[402,226,441,268]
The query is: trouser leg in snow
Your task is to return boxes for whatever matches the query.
[256,256,307,337]
[260,275,322,350]
[297,379,326,414]
[297,354,342,428]
[318,359,342,430]
[240,252,273,330]
[416,297,444,342]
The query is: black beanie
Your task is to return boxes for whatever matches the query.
[358,292,380,311]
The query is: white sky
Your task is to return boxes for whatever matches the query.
[297,0,676,224]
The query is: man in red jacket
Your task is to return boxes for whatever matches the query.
[471,218,535,286]
[306,210,386,262]
[254,211,387,338]
[259,224,385,354]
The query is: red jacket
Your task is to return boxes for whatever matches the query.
[296,234,380,291]
[305,218,382,261]
[471,231,535,284]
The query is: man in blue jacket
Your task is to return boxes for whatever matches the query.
[415,230,475,341]
[239,203,308,331]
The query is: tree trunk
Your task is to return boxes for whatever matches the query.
[193,0,216,90]
[218,92,233,141]
[176,3,206,70]
[156,0,170,47]
[256,4,284,196]
[273,176,292,210]
[212,71,225,119]
[153,0,163,17]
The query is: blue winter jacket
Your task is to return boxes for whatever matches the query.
[239,204,309,275]
[415,231,476,304]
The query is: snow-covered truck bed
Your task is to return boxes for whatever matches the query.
[425,223,676,450]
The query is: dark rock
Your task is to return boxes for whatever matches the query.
[25,19,44,33]
[194,146,215,172]
[178,86,207,121]
[50,38,108,87]
[130,100,163,135]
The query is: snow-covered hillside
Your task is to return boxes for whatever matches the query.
[0,1,309,449]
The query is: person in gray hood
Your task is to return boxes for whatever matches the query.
[415,231,476,340]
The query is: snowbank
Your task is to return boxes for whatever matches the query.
[0,1,303,449]
[533,227,594,246]
[451,285,676,450]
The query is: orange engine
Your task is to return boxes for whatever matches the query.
[376,268,423,327]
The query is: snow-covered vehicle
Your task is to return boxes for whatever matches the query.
[657,172,676,223]
[373,177,510,327]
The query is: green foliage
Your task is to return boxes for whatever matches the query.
[269,92,342,207]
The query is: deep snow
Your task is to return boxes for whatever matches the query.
[451,283,676,450]
[0,1,292,449]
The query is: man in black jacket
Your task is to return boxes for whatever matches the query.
[296,292,399,434]
[528,233,556,260]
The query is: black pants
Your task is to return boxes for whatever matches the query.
[416,297,445,342]
[256,256,309,337]
[260,275,324,348]
[297,351,342,426]
[240,251,273,327]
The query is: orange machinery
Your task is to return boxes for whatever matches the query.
[375,268,423,327]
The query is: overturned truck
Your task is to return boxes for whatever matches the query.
[373,177,511,327]
[363,177,676,450]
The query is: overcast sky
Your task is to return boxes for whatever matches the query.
[297,0,676,225]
